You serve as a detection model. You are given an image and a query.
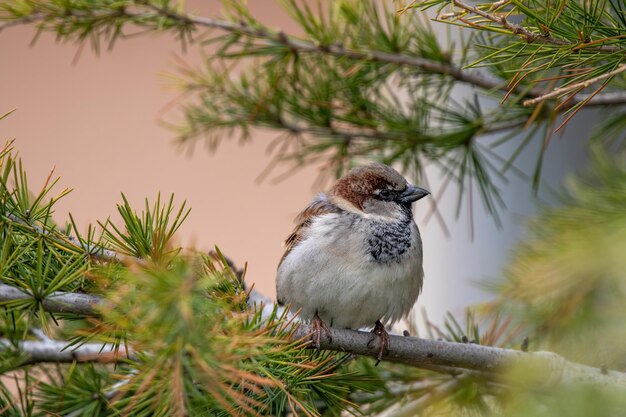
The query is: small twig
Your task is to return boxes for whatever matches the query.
[489,0,510,10]
[523,64,626,106]
[449,0,567,46]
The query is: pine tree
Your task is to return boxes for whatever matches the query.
[1,1,626,415]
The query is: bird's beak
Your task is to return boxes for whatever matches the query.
[399,185,430,204]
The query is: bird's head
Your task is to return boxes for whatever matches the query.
[329,163,430,220]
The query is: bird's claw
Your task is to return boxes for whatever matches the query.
[368,320,389,366]
[309,313,331,350]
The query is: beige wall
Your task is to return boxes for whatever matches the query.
[0,1,318,298]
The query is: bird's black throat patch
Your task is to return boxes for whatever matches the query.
[365,210,414,264]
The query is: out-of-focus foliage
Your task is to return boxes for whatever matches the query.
[490,143,626,366]
[496,383,626,417]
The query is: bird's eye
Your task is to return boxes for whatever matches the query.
[378,189,394,200]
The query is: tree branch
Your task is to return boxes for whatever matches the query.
[445,0,620,52]
[446,0,568,47]
[291,324,626,390]
[0,333,133,365]
[0,284,103,315]
[3,4,625,107]
[138,4,506,92]
[265,116,528,142]
[2,284,625,391]
[149,5,625,107]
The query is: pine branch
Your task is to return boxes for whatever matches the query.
[143,4,622,107]
[63,378,131,417]
[149,7,507,91]
[0,282,271,316]
[2,2,625,107]
[4,213,127,263]
[523,64,626,106]
[270,116,527,141]
[441,0,620,52]
[446,0,568,46]
[2,284,625,391]
[0,12,43,32]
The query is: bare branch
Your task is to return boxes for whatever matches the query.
[0,283,103,315]
[0,338,133,365]
[292,324,626,391]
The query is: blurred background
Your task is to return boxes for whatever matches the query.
[0,0,592,326]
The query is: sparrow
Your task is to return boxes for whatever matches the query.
[276,163,429,362]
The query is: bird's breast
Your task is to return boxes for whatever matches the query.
[276,212,423,328]
[363,215,417,264]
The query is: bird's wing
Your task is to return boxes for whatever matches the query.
[279,194,342,267]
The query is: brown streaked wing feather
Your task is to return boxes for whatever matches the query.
[278,195,342,267]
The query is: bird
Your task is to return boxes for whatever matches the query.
[276,163,429,363]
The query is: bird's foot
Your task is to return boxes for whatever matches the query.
[308,312,331,350]
[367,320,389,366]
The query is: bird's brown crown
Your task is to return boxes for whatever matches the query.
[329,163,407,211]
